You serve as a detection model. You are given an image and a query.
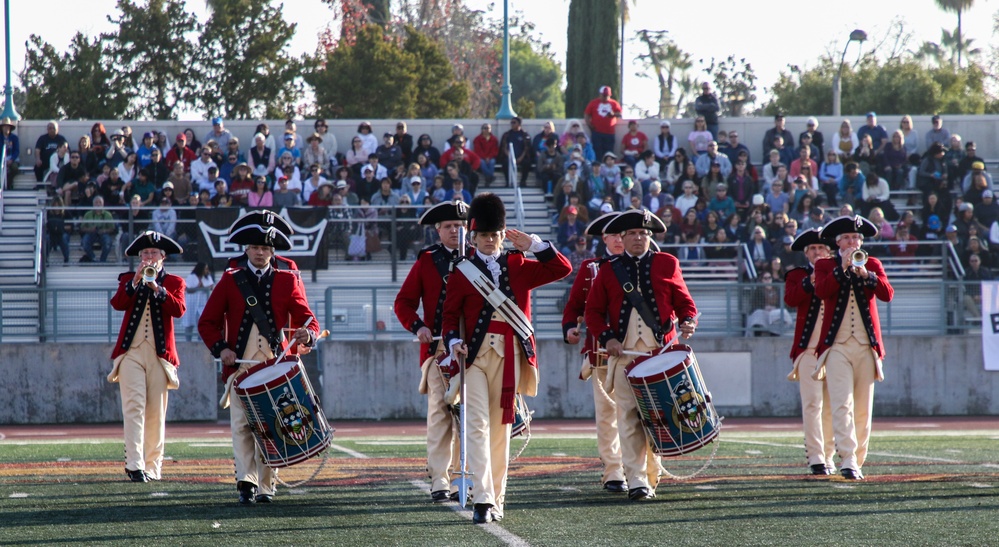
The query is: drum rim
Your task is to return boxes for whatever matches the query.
[234,358,302,395]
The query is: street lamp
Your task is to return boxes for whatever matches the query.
[832,29,867,118]
[1,0,20,126]
[495,0,517,119]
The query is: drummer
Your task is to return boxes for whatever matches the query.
[561,212,628,493]
[784,228,837,475]
[584,209,697,501]
[198,223,319,505]
[393,199,468,502]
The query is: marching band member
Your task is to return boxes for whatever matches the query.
[443,193,571,524]
[108,231,186,482]
[198,223,319,505]
[784,228,836,475]
[561,212,628,493]
[584,210,697,501]
[814,215,894,480]
[393,200,468,502]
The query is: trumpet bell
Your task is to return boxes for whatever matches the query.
[851,249,868,268]
[142,265,158,283]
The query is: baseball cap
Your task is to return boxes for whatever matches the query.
[111,129,124,137]
[409,176,422,185]
[866,111,877,118]
[946,224,958,233]
[600,202,614,213]
[143,131,155,140]
[959,202,974,212]
[927,215,942,230]
[384,132,393,138]
[278,176,289,184]
[576,236,587,245]
[566,206,578,215]
[660,120,671,128]
[335,180,347,189]
[782,235,794,245]
[162,182,174,190]
[931,114,941,121]
[972,161,985,170]
[599,85,612,96]
[211,116,223,125]
[752,194,764,206]
[175,133,186,142]
[984,190,994,199]
[284,133,294,141]
[452,123,464,131]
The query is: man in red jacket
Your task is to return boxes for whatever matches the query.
[393,200,468,502]
[814,215,894,480]
[783,228,836,476]
[561,212,628,493]
[444,193,571,524]
[472,123,499,185]
[108,231,186,483]
[165,133,196,173]
[199,224,319,505]
[584,209,698,502]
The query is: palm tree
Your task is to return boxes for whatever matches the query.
[934,0,976,67]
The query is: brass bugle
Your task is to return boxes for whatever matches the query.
[851,249,868,268]
[142,265,158,283]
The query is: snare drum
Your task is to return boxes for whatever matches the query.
[624,344,720,456]
[234,356,333,468]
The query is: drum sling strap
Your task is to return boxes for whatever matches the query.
[611,258,667,343]
[233,269,281,353]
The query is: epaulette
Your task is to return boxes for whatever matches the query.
[418,243,442,258]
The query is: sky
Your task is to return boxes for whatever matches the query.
[0,0,996,120]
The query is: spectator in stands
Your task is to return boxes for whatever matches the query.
[105,130,131,170]
[852,134,876,177]
[191,146,217,190]
[302,133,330,177]
[789,146,818,181]
[166,161,192,201]
[135,132,156,169]
[130,169,157,207]
[880,130,910,190]
[202,117,231,152]
[795,166,819,202]
[223,137,244,166]
[151,197,178,239]
[344,136,368,180]
[146,147,169,189]
[276,151,302,185]
[702,210,723,242]
[556,206,585,255]
[354,121,377,158]
[924,114,950,153]
[945,223,960,248]
[705,228,737,259]
[46,195,72,264]
[310,118,338,166]
[964,236,993,270]
[701,161,727,197]
[745,272,792,336]
[272,176,301,208]
[762,255,786,282]
[838,162,866,206]
[765,179,791,216]
[791,193,816,225]
[301,163,327,204]
[694,81,721,138]
[154,131,169,153]
[496,118,531,188]
[802,117,825,158]
[159,182,179,206]
[78,180,99,210]
[888,224,918,261]
[445,146,482,194]
[955,203,988,247]
[558,119,584,151]
[470,123,499,185]
[247,133,274,180]
[695,141,732,178]
[761,149,782,186]
[796,133,821,168]
[831,119,859,163]
[962,161,993,196]
[678,207,704,240]
[244,176,272,209]
[411,134,440,170]
[360,153,389,183]
[80,196,115,263]
[166,133,196,174]
[76,135,99,177]
[963,253,993,318]
[705,182,735,223]
[42,141,70,187]
[375,132,403,174]
[118,152,139,186]
[583,86,622,160]
[181,128,200,155]
[761,114,794,162]
[975,190,999,228]
[719,129,747,164]
[747,225,775,273]
[89,123,110,159]
[653,120,678,167]
[963,171,992,207]
[277,133,301,166]
[859,171,893,220]
[801,207,827,232]
[867,207,895,240]
[956,140,986,185]
[773,136,796,173]
[54,149,86,204]
[895,115,918,160]
[307,180,334,207]
[688,116,713,157]
[675,228,706,266]
[210,179,233,207]
[674,180,700,217]
[620,120,648,168]
[664,147,691,192]
[218,152,238,183]
[225,165,251,206]
[921,191,949,226]
[917,142,950,200]
[441,175,471,204]
[536,135,565,195]
[777,234,807,269]
[403,177,428,214]
[573,132,596,164]
[634,150,661,192]
[944,135,965,186]
[858,112,889,154]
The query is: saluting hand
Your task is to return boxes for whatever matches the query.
[505,229,533,252]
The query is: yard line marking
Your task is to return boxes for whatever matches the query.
[334,440,530,546]
[944,449,962,454]
[558,426,597,431]
[150,492,169,497]
[335,428,362,432]
[56,458,71,462]
[694,485,718,490]
[980,463,999,469]
[8,432,67,436]
[355,441,425,445]
[893,423,939,428]
[866,451,963,463]
[408,480,530,547]
[551,453,568,457]
[744,450,763,455]
[759,424,797,429]
[9,493,28,498]
[189,443,231,448]
[967,483,994,488]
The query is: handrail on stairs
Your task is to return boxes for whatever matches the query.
[508,142,525,231]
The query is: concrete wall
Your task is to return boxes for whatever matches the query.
[8,115,999,168]
[2,335,996,424]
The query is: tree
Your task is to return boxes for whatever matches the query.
[703,55,758,117]
[935,0,976,68]
[307,25,421,118]
[566,0,620,117]
[195,0,301,120]
[915,27,983,69]
[401,26,470,118]
[505,39,564,119]
[19,33,129,120]
[108,0,200,120]
[634,29,693,118]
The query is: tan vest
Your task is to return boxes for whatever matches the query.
[834,291,866,345]
[806,301,825,349]
[242,323,276,363]
[480,311,508,360]
[128,301,155,350]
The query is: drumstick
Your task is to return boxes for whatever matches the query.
[575,315,583,334]
[596,349,652,357]
[213,358,263,365]
[411,335,443,342]
[274,316,313,364]
[665,312,703,348]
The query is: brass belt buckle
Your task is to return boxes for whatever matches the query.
[246,295,258,307]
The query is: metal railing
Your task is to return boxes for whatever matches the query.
[33,211,44,286]
[509,142,525,231]
[0,139,6,231]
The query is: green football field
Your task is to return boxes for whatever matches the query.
[2,425,998,546]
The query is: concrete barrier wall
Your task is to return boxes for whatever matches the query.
[2,335,996,424]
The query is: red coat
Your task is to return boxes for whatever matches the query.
[110,271,186,367]
[394,244,456,364]
[442,246,571,368]
[165,145,196,173]
[439,146,482,171]
[198,269,318,379]
[585,251,697,348]
[561,256,604,365]
[784,266,822,361]
[473,134,499,161]
[813,253,894,359]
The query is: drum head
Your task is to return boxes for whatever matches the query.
[627,349,689,378]
[238,360,298,389]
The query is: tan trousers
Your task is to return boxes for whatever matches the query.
[118,340,169,479]
[794,351,835,468]
[465,343,521,509]
[589,361,625,483]
[609,339,661,491]
[823,338,876,471]
[230,341,277,494]
[425,351,460,494]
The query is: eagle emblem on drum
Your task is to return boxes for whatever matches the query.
[273,389,315,444]
[670,375,708,434]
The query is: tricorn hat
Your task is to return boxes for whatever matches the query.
[124,231,183,256]
[419,200,468,226]
[819,215,878,240]
[228,225,292,251]
[603,209,666,234]
[791,227,834,252]
[228,210,294,236]
[585,212,620,236]
[467,193,506,232]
